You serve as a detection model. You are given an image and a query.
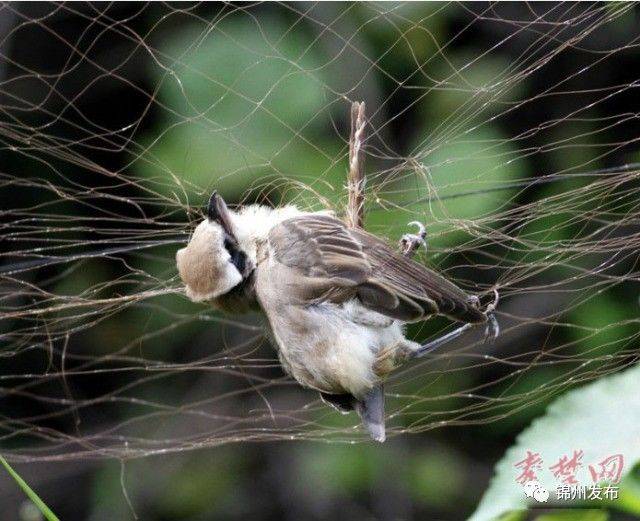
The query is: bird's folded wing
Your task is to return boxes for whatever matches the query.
[268,215,484,323]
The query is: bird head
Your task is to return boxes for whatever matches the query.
[176,192,252,302]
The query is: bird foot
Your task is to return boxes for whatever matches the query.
[399,221,427,257]
[483,289,500,344]
[484,313,500,344]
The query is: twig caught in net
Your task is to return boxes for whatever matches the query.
[346,101,366,229]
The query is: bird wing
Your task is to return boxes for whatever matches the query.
[267,214,484,323]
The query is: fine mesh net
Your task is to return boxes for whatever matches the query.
[1,2,639,462]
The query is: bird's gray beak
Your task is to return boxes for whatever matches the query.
[207,191,236,239]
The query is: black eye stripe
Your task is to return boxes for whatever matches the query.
[222,236,247,274]
[232,250,247,274]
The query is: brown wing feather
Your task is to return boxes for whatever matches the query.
[268,215,370,282]
[351,228,485,323]
[268,215,485,323]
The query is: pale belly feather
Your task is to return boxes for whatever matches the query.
[266,299,406,397]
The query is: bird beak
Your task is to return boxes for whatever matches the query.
[207,191,236,239]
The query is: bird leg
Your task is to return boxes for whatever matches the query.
[409,323,474,358]
[398,220,500,355]
[409,289,500,359]
[399,221,427,257]
[481,289,500,343]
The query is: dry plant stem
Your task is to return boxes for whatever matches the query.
[346,101,366,229]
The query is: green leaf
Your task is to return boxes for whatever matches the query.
[533,511,607,521]
[470,363,640,521]
[569,291,636,356]
[0,454,59,521]
[403,127,526,248]
[611,464,640,516]
[496,511,526,521]
[135,15,340,204]
[295,444,380,494]
[409,446,466,507]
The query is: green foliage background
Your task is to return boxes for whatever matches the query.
[1,3,640,521]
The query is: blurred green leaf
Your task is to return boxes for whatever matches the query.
[428,52,525,125]
[156,451,241,517]
[497,511,527,521]
[409,447,466,507]
[610,464,640,516]
[296,444,379,495]
[405,127,526,248]
[482,367,564,436]
[569,291,637,356]
[135,15,344,205]
[533,511,607,521]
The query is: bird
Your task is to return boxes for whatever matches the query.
[176,192,498,442]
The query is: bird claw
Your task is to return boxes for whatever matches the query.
[399,221,427,257]
[484,313,500,344]
[400,233,425,252]
[484,288,500,314]
[483,289,500,344]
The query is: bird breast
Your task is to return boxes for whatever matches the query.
[255,260,405,396]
